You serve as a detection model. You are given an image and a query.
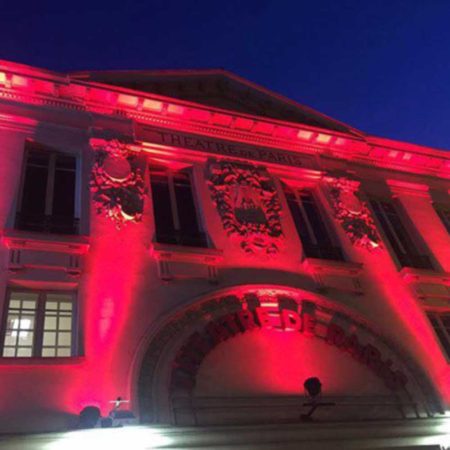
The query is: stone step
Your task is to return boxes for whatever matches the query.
[0,418,447,450]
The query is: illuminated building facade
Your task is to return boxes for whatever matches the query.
[0,60,449,433]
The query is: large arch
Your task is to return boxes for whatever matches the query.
[135,285,443,424]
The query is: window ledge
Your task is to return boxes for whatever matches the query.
[399,267,450,285]
[302,258,363,277]
[0,356,85,366]
[151,242,223,265]
[2,229,89,254]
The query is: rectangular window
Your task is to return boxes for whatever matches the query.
[149,164,208,248]
[1,291,76,358]
[283,184,344,261]
[369,198,433,270]
[433,203,450,233]
[16,144,79,235]
[427,311,450,359]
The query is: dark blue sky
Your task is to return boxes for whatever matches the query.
[2,0,450,149]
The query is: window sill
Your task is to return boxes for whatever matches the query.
[302,257,363,277]
[0,356,85,366]
[399,267,450,285]
[151,242,223,265]
[2,229,89,254]
[302,258,363,294]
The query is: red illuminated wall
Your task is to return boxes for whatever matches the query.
[0,60,448,432]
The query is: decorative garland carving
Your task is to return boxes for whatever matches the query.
[325,177,382,251]
[90,139,145,228]
[207,160,283,255]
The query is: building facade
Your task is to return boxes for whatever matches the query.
[0,60,449,433]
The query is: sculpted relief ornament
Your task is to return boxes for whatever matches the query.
[90,139,145,228]
[325,176,382,251]
[207,160,283,255]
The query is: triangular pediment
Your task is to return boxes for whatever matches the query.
[71,69,359,135]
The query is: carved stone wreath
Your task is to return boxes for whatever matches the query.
[207,160,283,255]
[325,177,382,251]
[90,139,146,228]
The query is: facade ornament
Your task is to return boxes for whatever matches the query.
[325,176,381,251]
[207,160,283,255]
[90,139,145,228]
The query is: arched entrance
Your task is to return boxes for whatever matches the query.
[136,286,443,424]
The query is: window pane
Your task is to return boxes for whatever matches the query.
[174,171,200,235]
[6,314,20,330]
[57,348,71,357]
[58,332,72,346]
[2,291,75,358]
[43,332,56,346]
[47,293,73,303]
[284,187,311,246]
[16,348,32,357]
[4,333,17,346]
[59,317,72,331]
[44,316,57,330]
[284,184,342,261]
[2,293,38,358]
[442,314,450,331]
[42,348,56,357]
[42,296,74,358]
[371,199,432,269]
[149,167,175,243]
[300,191,333,248]
[18,331,34,346]
[20,152,49,216]
[434,204,450,233]
[20,292,39,301]
[3,348,15,357]
[427,312,450,359]
[55,154,76,171]
[22,300,37,310]
[17,149,78,235]
[59,302,72,311]
[52,155,76,226]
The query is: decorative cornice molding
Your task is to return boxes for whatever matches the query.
[386,180,431,199]
[0,62,449,180]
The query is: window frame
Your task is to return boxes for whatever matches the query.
[148,163,208,248]
[15,142,81,235]
[367,196,434,270]
[426,310,450,362]
[0,289,78,359]
[281,181,344,261]
[433,202,450,234]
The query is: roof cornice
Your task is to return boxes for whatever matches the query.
[0,60,448,179]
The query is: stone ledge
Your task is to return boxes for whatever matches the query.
[2,229,90,254]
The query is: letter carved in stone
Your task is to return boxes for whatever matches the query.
[207,159,283,255]
[90,139,146,228]
[325,177,382,251]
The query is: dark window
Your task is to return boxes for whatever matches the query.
[427,311,450,360]
[149,165,207,248]
[1,291,76,358]
[283,184,344,261]
[16,146,78,235]
[369,198,433,270]
[433,203,450,233]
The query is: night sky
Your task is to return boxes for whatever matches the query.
[1,0,450,149]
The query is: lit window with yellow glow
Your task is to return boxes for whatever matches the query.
[1,291,76,358]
